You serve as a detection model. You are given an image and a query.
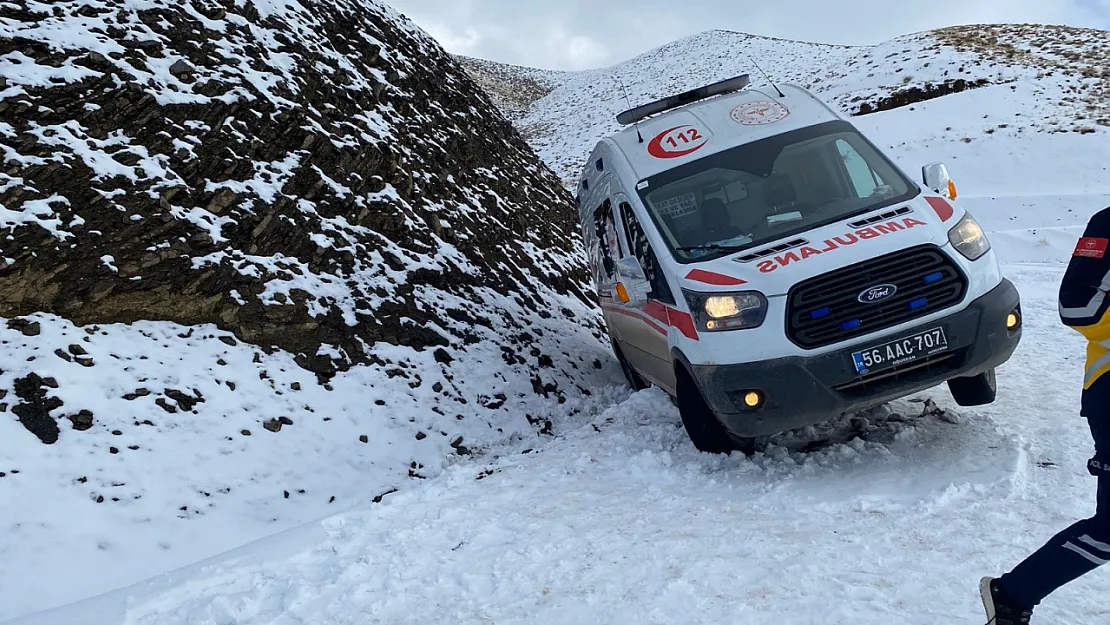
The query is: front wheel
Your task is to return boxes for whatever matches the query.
[948,368,997,406]
[676,366,741,454]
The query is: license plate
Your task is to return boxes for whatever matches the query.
[851,327,948,375]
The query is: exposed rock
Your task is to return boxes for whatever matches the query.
[167,59,195,77]
[165,388,203,411]
[263,418,282,433]
[7,319,40,336]
[12,373,64,444]
[68,410,95,431]
[851,78,991,115]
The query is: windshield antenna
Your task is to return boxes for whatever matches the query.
[748,55,785,98]
[617,74,645,143]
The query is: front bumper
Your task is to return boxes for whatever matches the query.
[691,278,1023,438]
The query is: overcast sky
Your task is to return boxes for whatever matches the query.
[387,0,1110,70]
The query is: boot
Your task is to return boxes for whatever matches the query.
[980,577,1033,625]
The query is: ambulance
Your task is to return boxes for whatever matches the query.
[577,74,1023,454]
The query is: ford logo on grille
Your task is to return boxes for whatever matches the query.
[858,283,897,303]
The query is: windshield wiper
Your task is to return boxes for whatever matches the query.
[674,243,749,253]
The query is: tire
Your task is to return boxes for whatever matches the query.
[948,368,997,406]
[675,366,740,454]
[613,341,649,391]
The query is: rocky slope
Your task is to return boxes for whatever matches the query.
[0,0,622,614]
[0,0,596,379]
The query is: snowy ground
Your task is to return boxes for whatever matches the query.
[9,263,1106,625]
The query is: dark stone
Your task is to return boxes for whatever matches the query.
[7,319,40,336]
[278,416,293,425]
[263,418,282,432]
[12,373,64,444]
[165,388,203,411]
[68,410,94,431]
[415,431,426,440]
[359,434,368,443]
[168,59,195,76]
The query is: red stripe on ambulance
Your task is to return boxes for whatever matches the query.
[601,302,699,341]
[684,269,747,286]
[924,196,955,222]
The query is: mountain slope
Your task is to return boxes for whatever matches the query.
[0,0,621,618]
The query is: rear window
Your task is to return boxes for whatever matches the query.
[634,120,918,264]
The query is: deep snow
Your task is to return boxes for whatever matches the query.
[6,17,1110,625]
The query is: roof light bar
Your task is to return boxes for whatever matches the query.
[616,74,752,126]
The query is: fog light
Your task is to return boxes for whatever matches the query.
[1006,310,1020,329]
[743,391,762,408]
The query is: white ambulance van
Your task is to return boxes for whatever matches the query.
[577,74,1023,454]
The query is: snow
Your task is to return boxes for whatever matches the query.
[0,195,72,240]
[6,18,1110,625]
[0,311,618,621]
[5,265,1102,625]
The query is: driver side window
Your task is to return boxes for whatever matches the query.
[837,139,884,198]
[592,198,622,280]
[620,202,674,305]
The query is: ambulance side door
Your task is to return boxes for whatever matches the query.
[592,196,639,349]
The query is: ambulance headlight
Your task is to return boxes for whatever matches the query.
[948,213,990,260]
[683,290,768,331]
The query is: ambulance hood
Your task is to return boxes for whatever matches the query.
[676,194,965,297]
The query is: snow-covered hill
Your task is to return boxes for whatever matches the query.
[463,24,1110,193]
[0,0,622,617]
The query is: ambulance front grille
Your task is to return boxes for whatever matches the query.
[784,244,968,349]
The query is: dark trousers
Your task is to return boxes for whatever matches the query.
[998,376,1110,609]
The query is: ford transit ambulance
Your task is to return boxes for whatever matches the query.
[577,74,1023,454]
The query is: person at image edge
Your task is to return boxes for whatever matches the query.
[979,205,1110,624]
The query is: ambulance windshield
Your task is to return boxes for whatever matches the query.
[635,120,917,263]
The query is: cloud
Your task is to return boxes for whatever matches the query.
[387,0,1110,70]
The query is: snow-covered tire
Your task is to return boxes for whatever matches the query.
[947,368,997,406]
[613,341,649,391]
[676,366,739,454]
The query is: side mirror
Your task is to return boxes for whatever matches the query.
[614,256,651,307]
[922,161,958,200]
